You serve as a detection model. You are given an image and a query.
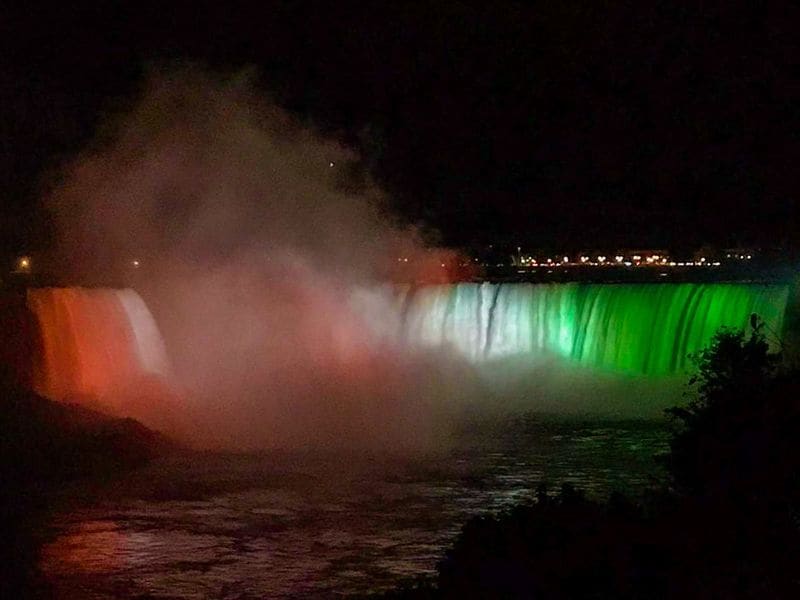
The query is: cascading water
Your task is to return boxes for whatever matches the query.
[18,282,793,427]
[26,288,171,406]
[391,282,790,376]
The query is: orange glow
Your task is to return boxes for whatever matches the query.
[26,288,172,417]
[15,255,32,272]
[40,521,126,576]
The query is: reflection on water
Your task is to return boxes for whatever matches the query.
[37,416,667,598]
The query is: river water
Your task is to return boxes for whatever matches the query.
[33,416,668,598]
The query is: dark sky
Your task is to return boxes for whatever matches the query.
[1,1,798,255]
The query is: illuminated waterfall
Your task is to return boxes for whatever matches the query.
[395,283,790,376]
[26,288,170,404]
[22,283,791,414]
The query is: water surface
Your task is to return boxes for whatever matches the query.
[36,416,668,598]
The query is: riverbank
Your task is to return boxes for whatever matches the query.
[0,386,178,596]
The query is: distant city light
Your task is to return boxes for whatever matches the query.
[16,256,31,272]
[436,248,756,275]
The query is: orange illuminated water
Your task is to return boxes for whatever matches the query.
[26,288,171,415]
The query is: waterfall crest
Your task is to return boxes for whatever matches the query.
[26,288,171,404]
[396,283,789,376]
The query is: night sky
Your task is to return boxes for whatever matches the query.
[1,1,797,256]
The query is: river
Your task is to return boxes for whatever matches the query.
[31,415,667,598]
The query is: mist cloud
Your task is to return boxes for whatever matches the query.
[46,65,467,452]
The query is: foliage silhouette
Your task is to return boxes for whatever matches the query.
[373,318,800,598]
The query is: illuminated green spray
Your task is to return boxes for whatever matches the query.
[400,283,789,376]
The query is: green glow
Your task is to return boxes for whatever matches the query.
[402,283,790,376]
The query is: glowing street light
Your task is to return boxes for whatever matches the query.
[16,256,31,272]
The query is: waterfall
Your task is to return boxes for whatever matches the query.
[26,288,171,404]
[20,282,792,417]
[396,283,789,376]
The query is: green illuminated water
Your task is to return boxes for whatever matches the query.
[399,283,789,376]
